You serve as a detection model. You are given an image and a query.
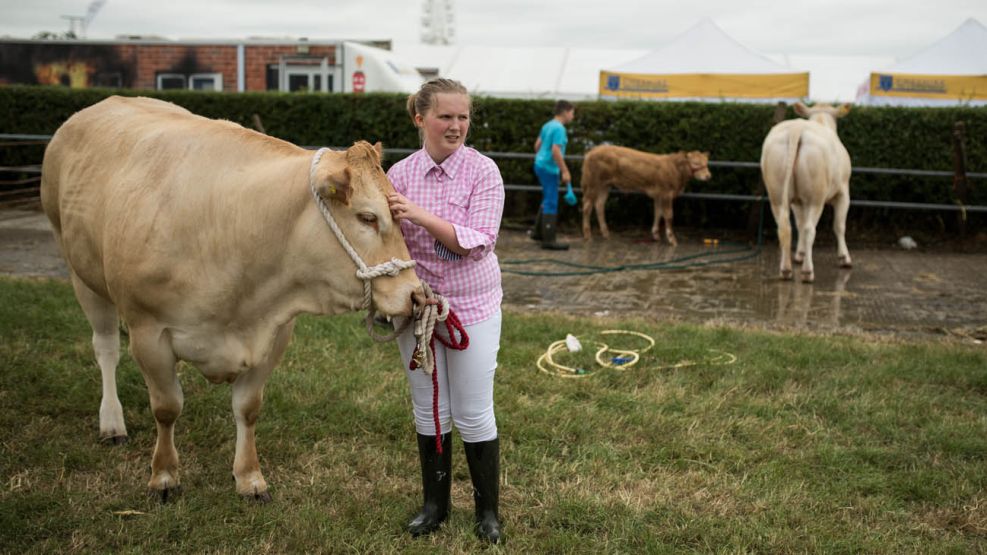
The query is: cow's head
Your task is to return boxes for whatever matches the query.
[794,102,851,132]
[311,141,423,317]
[686,151,712,181]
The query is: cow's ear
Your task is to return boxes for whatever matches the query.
[703,151,710,159]
[373,141,384,161]
[319,167,353,205]
[793,102,810,117]
[837,103,851,117]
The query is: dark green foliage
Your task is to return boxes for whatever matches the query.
[3,85,984,235]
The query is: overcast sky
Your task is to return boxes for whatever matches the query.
[2,0,984,57]
[2,1,985,101]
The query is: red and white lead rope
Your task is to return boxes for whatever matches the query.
[408,281,469,454]
[309,148,468,454]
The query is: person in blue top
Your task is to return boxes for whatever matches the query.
[532,100,575,250]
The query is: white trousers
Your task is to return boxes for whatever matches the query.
[397,309,501,443]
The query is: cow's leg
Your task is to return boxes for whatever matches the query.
[661,196,677,246]
[581,194,594,240]
[791,203,807,264]
[70,273,127,444]
[799,204,825,283]
[129,326,183,501]
[832,191,852,268]
[231,321,294,502]
[771,202,794,280]
[650,196,662,242]
[595,191,611,239]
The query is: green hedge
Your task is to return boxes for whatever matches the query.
[2,85,984,236]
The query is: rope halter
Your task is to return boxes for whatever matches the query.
[309,147,417,341]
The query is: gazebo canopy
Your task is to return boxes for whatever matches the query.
[857,18,987,106]
[598,18,808,103]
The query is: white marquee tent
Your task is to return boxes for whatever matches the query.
[856,18,987,107]
[395,42,647,100]
[393,19,896,103]
[598,19,808,103]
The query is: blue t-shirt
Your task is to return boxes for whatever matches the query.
[534,119,568,174]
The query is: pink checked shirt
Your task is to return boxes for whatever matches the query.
[387,145,504,326]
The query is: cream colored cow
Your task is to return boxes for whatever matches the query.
[41,96,422,502]
[760,102,853,282]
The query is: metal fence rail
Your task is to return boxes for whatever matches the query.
[2,134,983,213]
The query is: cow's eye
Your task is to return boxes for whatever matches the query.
[358,213,378,226]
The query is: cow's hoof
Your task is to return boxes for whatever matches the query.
[100,434,129,445]
[780,270,793,280]
[800,271,815,283]
[838,257,853,269]
[241,489,273,504]
[149,483,183,504]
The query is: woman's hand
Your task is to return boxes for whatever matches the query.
[388,193,428,226]
[388,192,469,257]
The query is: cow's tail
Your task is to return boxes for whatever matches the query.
[39,132,63,235]
[779,128,802,210]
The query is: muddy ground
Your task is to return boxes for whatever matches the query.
[2,208,985,343]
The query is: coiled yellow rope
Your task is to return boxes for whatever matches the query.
[536,329,737,378]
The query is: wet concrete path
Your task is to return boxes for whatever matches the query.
[3,209,985,341]
[496,226,987,340]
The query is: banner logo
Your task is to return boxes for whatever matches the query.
[875,74,947,95]
[879,74,893,92]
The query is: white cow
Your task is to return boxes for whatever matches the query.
[760,102,853,282]
[41,96,423,502]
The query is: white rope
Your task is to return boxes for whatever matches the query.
[309,147,418,342]
[409,281,450,374]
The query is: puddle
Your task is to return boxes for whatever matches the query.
[498,228,987,339]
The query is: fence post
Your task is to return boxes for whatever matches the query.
[952,121,969,238]
[747,101,787,238]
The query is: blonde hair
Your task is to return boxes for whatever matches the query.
[406,78,471,125]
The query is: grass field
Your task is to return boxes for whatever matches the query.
[1,276,985,553]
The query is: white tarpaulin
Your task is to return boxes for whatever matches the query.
[856,18,987,107]
[393,20,893,102]
[341,41,423,94]
[396,42,646,99]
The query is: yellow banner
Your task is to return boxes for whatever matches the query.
[599,71,809,99]
[869,72,987,100]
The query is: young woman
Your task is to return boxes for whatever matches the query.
[386,78,505,544]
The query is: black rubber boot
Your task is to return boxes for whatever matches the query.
[540,213,569,251]
[408,433,452,537]
[528,209,543,241]
[463,438,502,544]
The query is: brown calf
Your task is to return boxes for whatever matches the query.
[580,145,711,244]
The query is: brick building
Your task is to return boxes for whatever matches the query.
[0,36,396,93]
